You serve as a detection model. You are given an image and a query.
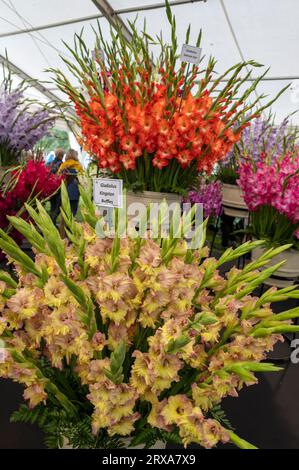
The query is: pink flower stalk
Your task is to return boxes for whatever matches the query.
[238,153,299,227]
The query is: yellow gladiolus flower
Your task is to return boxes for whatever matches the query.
[161,395,193,425]
[91,411,111,434]
[7,288,41,319]
[147,399,172,431]
[153,355,182,380]
[108,413,140,437]
[109,403,135,421]
[191,384,213,412]
[23,383,47,409]
[130,374,148,395]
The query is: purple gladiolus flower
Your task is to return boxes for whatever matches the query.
[0,78,56,164]
[186,178,222,217]
[224,114,298,165]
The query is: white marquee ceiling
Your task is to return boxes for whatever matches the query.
[0,0,298,124]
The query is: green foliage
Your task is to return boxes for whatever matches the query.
[25,201,67,274]
[217,162,238,184]
[0,138,19,166]
[216,143,240,184]
[247,205,299,248]
[130,425,181,448]
[0,270,17,288]
[11,404,123,449]
[62,275,96,336]
[122,157,199,195]
[210,404,234,431]
[79,184,98,228]
[11,403,50,427]
[105,340,126,384]
[167,335,190,354]
[36,129,70,153]
[10,400,182,449]
[0,228,43,278]
[43,414,124,449]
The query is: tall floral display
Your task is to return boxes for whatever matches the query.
[238,153,299,242]
[0,185,298,448]
[0,161,62,257]
[51,3,284,196]
[218,113,298,229]
[0,66,61,253]
[219,114,298,185]
[0,68,55,168]
[237,151,299,282]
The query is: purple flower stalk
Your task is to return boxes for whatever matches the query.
[186,178,222,217]
[0,78,56,164]
[230,115,297,163]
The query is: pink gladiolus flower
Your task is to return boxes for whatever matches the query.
[238,153,299,224]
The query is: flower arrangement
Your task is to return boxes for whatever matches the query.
[0,65,55,166]
[185,178,222,218]
[0,184,298,449]
[236,115,298,161]
[0,160,62,251]
[238,153,299,247]
[218,114,298,185]
[50,2,284,195]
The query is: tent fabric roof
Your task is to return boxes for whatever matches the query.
[0,0,298,124]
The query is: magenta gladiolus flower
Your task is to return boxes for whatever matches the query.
[238,153,299,225]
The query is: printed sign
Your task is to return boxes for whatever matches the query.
[93,178,123,209]
[180,44,202,65]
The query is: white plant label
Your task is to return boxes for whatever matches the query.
[180,44,202,65]
[93,178,123,209]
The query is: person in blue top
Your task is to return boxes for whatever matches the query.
[45,151,55,166]
[58,149,83,216]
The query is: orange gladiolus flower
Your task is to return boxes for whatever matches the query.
[75,71,246,176]
[121,135,137,152]
[152,157,169,169]
[176,151,193,168]
[120,154,135,170]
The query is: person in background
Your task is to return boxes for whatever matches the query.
[45,151,55,166]
[49,148,64,223]
[58,149,83,217]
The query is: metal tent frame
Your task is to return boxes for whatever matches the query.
[1,0,298,104]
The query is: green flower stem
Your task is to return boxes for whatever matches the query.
[226,430,258,449]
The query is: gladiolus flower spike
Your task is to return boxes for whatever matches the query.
[49,4,287,194]
[0,184,298,449]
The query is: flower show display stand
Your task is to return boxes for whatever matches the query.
[252,246,299,287]
[222,183,248,219]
